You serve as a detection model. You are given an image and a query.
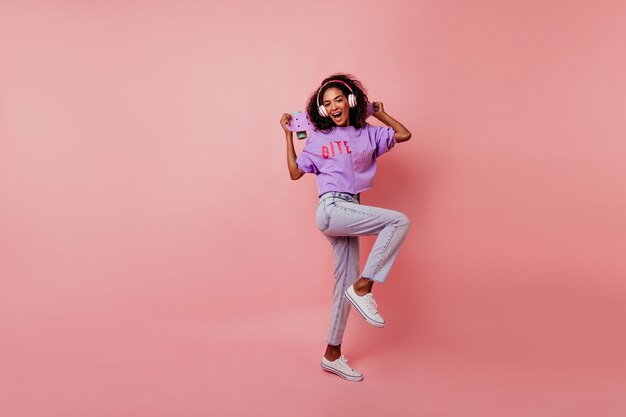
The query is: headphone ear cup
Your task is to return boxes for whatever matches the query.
[318,105,329,117]
[348,94,357,108]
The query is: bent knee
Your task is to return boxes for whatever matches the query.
[395,213,411,229]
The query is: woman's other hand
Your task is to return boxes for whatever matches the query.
[372,102,386,116]
[280,113,293,134]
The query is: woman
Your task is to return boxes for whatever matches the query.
[280,73,412,382]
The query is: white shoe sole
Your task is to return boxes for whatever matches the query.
[344,287,385,328]
[320,362,364,382]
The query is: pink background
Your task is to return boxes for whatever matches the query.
[1,1,625,416]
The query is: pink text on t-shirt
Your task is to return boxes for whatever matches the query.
[321,140,353,159]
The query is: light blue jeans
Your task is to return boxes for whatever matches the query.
[316,191,411,346]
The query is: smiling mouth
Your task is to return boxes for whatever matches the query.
[332,111,342,120]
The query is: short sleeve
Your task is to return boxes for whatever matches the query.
[371,125,396,157]
[296,152,318,174]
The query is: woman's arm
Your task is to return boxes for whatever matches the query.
[281,113,305,180]
[372,102,411,143]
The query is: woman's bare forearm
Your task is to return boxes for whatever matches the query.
[285,132,304,180]
[375,111,411,142]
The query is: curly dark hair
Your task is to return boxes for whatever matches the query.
[306,73,369,132]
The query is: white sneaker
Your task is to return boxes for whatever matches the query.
[321,355,363,382]
[345,285,385,328]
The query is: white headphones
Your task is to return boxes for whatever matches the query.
[316,80,357,118]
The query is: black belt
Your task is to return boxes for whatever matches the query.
[320,191,361,202]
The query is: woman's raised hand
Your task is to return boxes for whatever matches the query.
[280,113,293,134]
[372,102,385,115]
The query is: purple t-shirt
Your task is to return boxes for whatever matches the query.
[296,123,396,196]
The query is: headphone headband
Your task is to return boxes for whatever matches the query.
[316,80,355,108]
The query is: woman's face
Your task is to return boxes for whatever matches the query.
[322,87,350,127]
